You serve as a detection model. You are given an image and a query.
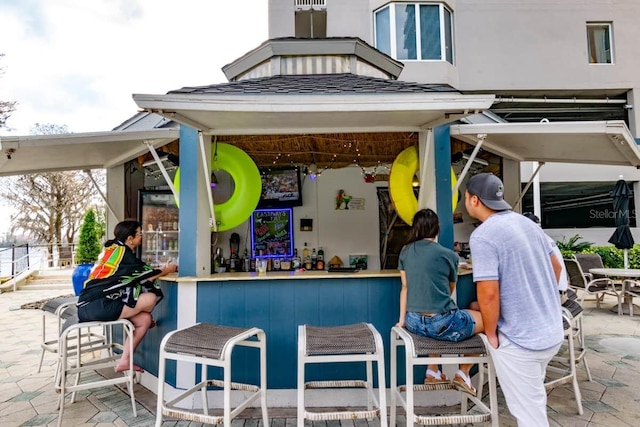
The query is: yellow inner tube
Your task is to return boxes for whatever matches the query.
[174,143,262,232]
[389,145,458,225]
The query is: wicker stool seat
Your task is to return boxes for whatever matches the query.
[297,323,387,427]
[390,327,499,426]
[155,322,267,427]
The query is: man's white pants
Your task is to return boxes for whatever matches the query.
[485,332,561,427]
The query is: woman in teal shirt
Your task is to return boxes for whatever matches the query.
[397,208,484,395]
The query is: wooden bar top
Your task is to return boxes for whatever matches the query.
[162,266,472,283]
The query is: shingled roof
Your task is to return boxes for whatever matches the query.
[167,73,458,96]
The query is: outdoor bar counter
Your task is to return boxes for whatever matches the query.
[137,268,475,404]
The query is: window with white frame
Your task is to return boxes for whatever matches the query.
[374,2,453,63]
[587,22,613,64]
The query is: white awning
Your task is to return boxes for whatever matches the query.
[0,128,178,176]
[449,120,640,167]
[132,93,496,135]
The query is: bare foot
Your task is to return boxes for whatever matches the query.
[115,363,144,373]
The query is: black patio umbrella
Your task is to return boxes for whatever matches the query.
[608,179,634,267]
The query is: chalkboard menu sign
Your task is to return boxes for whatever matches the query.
[250,208,294,258]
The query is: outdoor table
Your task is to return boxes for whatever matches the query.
[589,268,640,315]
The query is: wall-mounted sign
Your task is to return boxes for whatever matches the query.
[300,218,313,231]
[336,189,365,210]
[250,208,294,258]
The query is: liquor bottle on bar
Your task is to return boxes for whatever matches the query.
[303,243,311,270]
[292,248,301,270]
[311,248,318,270]
[250,250,257,272]
[243,248,250,272]
[229,248,238,272]
[316,247,325,270]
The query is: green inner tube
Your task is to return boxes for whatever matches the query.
[174,143,262,231]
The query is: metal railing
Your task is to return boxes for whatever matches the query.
[0,244,31,285]
[0,243,76,280]
[0,244,29,277]
[295,0,327,8]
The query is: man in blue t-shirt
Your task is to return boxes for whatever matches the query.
[465,173,563,426]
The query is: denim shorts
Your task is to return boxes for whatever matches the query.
[405,309,475,342]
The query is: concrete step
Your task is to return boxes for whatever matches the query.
[27,278,72,285]
[19,282,74,290]
[1,269,74,293]
[22,270,73,291]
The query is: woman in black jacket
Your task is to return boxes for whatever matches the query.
[77,220,177,372]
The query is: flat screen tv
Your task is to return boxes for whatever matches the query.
[258,166,303,208]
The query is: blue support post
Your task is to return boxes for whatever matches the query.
[177,125,200,276]
[434,125,454,249]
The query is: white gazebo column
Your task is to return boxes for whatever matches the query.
[417,129,437,211]
[106,165,125,236]
[627,88,640,141]
[502,158,521,213]
[627,89,640,239]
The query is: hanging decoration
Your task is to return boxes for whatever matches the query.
[173,143,262,231]
[389,145,458,225]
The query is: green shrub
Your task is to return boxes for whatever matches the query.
[76,209,101,264]
[581,246,624,268]
[629,246,640,269]
[554,233,639,268]
[559,248,576,259]
[556,234,593,254]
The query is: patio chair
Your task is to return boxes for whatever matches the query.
[564,259,624,314]
[574,253,611,282]
[623,279,640,316]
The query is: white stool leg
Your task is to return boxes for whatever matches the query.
[377,350,388,427]
[568,325,584,415]
[404,346,415,427]
[366,359,374,410]
[259,331,269,427]
[223,356,232,427]
[297,325,306,427]
[390,330,398,427]
[155,351,165,427]
[123,322,137,417]
[201,362,210,416]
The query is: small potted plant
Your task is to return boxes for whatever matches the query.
[71,208,102,295]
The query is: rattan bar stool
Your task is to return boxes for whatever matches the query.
[545,298,591,415]
[297,323,387,427]
[390,327,498,427]
[56,318,136,427]
[38,296,106,376]
[155,322,268,427]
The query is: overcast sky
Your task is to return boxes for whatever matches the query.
[0,0,268,135]
[0,0,268,235]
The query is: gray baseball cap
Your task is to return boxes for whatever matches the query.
[466,173,512,211]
